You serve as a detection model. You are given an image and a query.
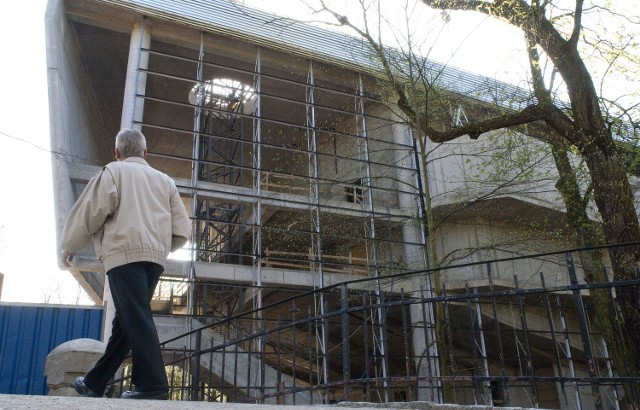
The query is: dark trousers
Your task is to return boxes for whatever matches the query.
[84,262,168,395]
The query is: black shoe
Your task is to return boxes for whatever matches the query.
[73,376,101,398]
[121,390,169,400]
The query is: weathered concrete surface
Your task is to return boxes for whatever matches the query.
[0,395,540,410]
[44,338,107,396]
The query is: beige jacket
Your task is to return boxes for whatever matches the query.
[60,157,190,272]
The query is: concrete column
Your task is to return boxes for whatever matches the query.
[391,122,423,269]
[391,122,440,400]
[120,20,151,130]
[104,19,151,340]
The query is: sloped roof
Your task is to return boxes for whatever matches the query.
[98,0,532,108]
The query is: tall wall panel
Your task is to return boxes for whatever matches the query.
[0,303,104,395]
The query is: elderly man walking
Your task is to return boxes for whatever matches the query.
[59,128,190,400]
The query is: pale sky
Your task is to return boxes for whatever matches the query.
[0,0,93,304]
[0,0,633,305]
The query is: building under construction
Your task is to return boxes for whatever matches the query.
[46,0,640,408]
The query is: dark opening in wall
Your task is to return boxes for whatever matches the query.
[490,378,506,406]
[346,178,363,204]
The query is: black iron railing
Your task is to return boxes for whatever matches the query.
[111,243,640,409]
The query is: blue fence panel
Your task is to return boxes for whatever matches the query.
[0,303,104,395]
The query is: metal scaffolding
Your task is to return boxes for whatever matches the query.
[52,2,640,408]
[123,25,431,404]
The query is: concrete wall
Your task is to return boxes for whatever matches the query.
[432,215,595,288]
[427,131,568,212]
[46,0,121,301]
[46,0,113,254]
[420,127,608,280]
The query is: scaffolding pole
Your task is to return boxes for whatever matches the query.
[306,61,329,400]
[189,31,205,321]
[474,287,492,405]
[356,73,389,402]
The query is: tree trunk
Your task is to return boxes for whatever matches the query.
[544,27,640,379]
[582,147,640,375]
[553,144,640,401]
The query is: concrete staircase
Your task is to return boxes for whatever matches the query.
[154,316,321,404]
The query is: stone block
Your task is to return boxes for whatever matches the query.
[45,338,106,396]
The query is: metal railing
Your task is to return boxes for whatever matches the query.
[113,243,640,408]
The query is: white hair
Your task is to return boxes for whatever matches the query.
[115,128,146,158]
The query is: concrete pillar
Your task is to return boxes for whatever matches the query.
[391,122,440,400]
[120,20,151,131]
[103,19,151,341]
[390,122,423,269]
[45,338,106,396]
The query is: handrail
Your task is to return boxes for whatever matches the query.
[110,241,640,407]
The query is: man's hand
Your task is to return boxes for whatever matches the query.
[60,251,75,268]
